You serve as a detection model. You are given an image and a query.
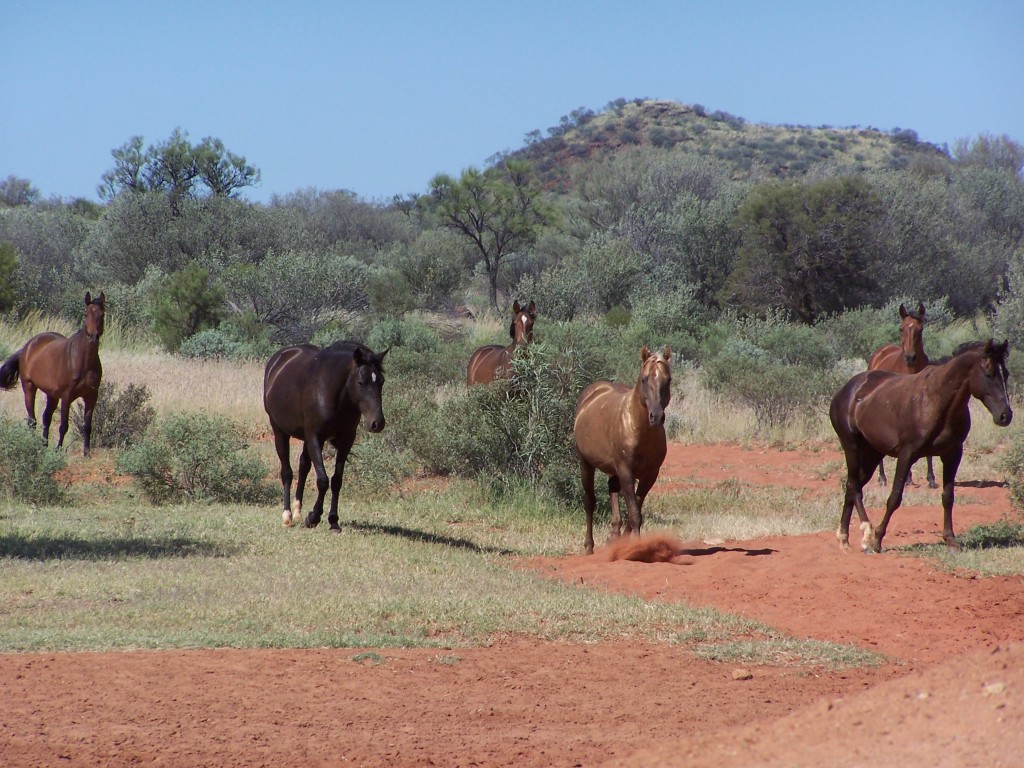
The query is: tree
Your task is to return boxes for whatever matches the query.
[0,175,40,207]
[952,133,1024,175]
[150,262,224,352]
[722,177,883,322]
[0,241,18,312]
[99,130,261,213]
[428,159,553,309]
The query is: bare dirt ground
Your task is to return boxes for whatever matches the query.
[3,443,1024,767]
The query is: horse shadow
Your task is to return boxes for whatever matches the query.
[0,533,236,561]
[346,521,518,556]
[676,545,776,558]
[955,479,1008,489]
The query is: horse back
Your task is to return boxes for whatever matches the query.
[868,343,927,374]
[264,344,361,440]
[19,331,100,397]
[467,344,508,385]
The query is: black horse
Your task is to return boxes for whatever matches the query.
[263,341,387,531]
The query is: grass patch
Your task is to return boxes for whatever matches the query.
[899,519,1024,577]
[695,637,884,668]
[0,485,869,667]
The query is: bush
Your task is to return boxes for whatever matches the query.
[117,412,274,504]
[73,381,156,450]
[1001,432,1024,513]
[0,414,65,505]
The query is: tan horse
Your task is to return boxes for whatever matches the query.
[867,302,935,487]
[466,300,536,385]
[574,345,672,554]
[0,292,105,456]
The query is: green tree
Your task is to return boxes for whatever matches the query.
[99,129,260,213]
[0,241,18,312]
[428,159,553,309]
[722,177,883,322]
[0,175,40,207]
[150,262,224,352]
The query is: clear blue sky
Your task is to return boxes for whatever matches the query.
[4,1,1022,204]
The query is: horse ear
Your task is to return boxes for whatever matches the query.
[899,303,908,318]
[98,292,106,307]
[85,291,92,305]
[663,345,672,362]
[640,345,651,361]
[917,302,925,318]
[527,300,536,315]
[352,347,365,365]
[377,347,389,362]
[512,300,522,313]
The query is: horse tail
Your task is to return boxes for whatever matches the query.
[0,350,21,390]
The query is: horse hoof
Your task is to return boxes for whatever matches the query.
[304,517,319,529]
[282,511,292,528]
[329,527,343,535]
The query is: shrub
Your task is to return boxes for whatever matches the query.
[117,412,274,504]
[1001,432,1024,513]
[0,414,65,505]
[178,328,247,360]
[73,381,156,450]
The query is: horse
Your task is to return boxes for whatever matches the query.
[573,345,672,554]
[830,339,1011,554]
[0,292,105,457]
[263,340,387,531]
[867,302,935,488]
[466,300,536,385]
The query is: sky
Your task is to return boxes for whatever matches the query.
[3,1,1023,205]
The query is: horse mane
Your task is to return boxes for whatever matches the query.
[928,339,1009,368]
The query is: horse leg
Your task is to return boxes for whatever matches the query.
[580,460,597,555]
[40,395,59,445]
[876,458,888,486]
[55,396,73,451]
[22,382,39,431]
[926,456,938,489]
[939,449,963,551]
[272,430,294,527]
[326,435,356,533]
[608,475,623,539]
[870,455,913,552]
[617,472,642,539]
[80,394,97,457]
[837,448,879,551]
[633,472,660,537]
[303,436,330,528]
[296,445,315,527]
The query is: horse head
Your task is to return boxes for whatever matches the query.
[350,346,388,433]
[509,300,537,346]
[638,345,672,427]
[972,339,1013,427]
[84,291,106,344]
[898,302,925,367]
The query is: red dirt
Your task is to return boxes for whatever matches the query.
[3,443,1024,767]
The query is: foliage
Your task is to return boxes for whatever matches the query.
[72,381,155,450]
[0,414,65,505]
[723,177,884,322]
[428,159,555,308]
[1000,431,1024,513]
[0,175,40,207]
[956,519,1024,549]
[150,262,224,352]
[117,412,273,504]
[99,129,261,211]
[0,241,18,313]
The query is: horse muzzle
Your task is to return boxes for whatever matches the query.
[648,410,666,427]
[994,409,1013,427]
[365,415,386,433]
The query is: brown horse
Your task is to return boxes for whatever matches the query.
[466,300,536,385]
[867,302,935,487]
[263,340,387,531]
[574,345,672,554]
[0,292,105,456]
[830,339,1012,554]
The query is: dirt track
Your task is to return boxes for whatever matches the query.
[2,443,1023,767]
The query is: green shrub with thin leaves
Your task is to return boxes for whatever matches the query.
[0,414,65,505]
[117,412,274,504]
[73,381,155,450]
[1000,431,1024,513]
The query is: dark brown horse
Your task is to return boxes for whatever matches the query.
[263,340,387,531]
[0,292,105,456]
[573,345,672,554]
[830,339,1012,553]
[466,300,536,385]
[867,302,935,487]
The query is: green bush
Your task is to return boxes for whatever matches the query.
[1001,432,1024,513]
[73,381,156,450]
[117,412,274,504]
[0,414,65,505]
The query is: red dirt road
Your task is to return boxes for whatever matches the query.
[2,443,1023,767]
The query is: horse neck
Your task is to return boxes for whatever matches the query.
[930,352,977,411]
[68,327,101,366]
[626,374,657,434]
